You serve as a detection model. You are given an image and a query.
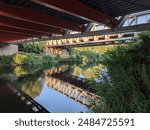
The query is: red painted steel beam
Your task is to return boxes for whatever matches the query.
[0,25,49,37]
[0,30,36,37]
[0,17,64,34]
[0,2,83,31]
[0,35,29,42]
[0,39,26,43]
[0,35,28,39]
[0,40,10,43]
[30,0,117,27]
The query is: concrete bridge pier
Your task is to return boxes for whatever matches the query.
[0,44,18,56]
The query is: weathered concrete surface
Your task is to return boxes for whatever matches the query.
[0,44,18,56]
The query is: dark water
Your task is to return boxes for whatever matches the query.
[0,63,103,113]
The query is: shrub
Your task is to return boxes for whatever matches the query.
[92,32,150,112]
[18,41,45,54]
[0,55,13,65]
[12,53,27,65]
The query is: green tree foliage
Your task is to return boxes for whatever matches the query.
[92,32,150,112]
[12,53,28,65]
[0,55,13,65]
[70,45,117,64]
[18,41,45,54]
[72,46,116,54]
[0,53,58,66]
[0,52,81,67]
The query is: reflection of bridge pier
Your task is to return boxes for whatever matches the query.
[44,71,100,106]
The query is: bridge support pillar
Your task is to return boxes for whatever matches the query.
[0,44,18,56]
[44,47,69,57]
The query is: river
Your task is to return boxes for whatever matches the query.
[0,63,104,113]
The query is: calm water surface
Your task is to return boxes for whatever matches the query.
[0,63,104,113]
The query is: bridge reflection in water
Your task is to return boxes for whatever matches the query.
[42,65,100,107]
[27,65,100,112]
[44,73,100,106]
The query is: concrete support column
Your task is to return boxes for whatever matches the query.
[0,44,18,56]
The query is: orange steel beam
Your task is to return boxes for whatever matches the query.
[30,0,117,27]
[0,2,83,32]
[0,17,64,34]
[0,25,50,37]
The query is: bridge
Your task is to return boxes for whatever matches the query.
[0,0,150,55]
[44,69,100,106]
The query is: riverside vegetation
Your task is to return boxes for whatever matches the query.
[90,32,150,112]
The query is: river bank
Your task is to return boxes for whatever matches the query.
[0,53,81,67]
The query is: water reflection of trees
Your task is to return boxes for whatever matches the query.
[0,67,14,75]
[21,79,43,98]
[0,66,43,77]
[13,67,43,98]
[13,65,45,98]
[14,65,69,98]
[13,66,43,77]
[71,64,104,79]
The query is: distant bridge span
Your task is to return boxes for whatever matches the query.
[45,23,150,48]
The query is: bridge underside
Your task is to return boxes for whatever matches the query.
[0,0,149,44]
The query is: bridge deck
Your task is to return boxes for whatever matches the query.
[0,0,149,43]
